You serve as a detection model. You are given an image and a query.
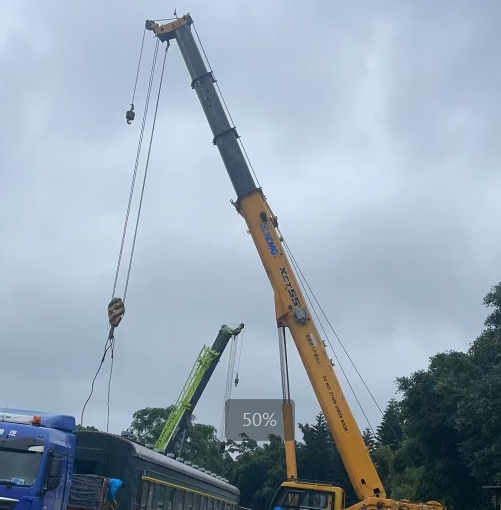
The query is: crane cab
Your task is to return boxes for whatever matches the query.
[269,481,345,510]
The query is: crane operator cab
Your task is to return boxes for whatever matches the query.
[269,481,345,510]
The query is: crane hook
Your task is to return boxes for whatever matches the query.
[126,104,135,125]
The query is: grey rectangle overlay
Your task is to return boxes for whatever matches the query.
[224,399,294,441]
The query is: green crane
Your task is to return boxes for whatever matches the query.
[154,323,244,455]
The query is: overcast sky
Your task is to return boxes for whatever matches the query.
[1,0,500,445]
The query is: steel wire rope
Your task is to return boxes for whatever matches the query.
[122,41,169,303]
[219,338,238,442]
[281,235,402,442]
[107,40,169,432]
[111,38,160,300]
[130,27,147,108]
[280,238,376,435]
[104,42,169,432]
[192,23,261,188]
[80,39,163,430]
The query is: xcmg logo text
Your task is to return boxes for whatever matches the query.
[260,222,279,256]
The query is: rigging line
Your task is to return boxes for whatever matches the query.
[219,338,237,441]
[235,329,244,373]
[111,38,160,300]
[81,38,161,429]
[192,23,261,188]
[106,337,115,433]
[80,338,113,426]
[123,42,170,303]
[282,238,388,421]
[131,27,147,105]
[282,239,376,435]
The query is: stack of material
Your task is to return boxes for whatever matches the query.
[68,475,110,510]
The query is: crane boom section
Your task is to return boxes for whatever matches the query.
[146,16,384,500]
[155,345,219,452]
[239,190,384,500]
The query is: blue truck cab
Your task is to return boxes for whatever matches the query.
[0,409,76,510]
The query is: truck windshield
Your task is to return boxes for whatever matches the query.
[0,447,42,486]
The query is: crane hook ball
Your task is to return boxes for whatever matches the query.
[126,104,135,125]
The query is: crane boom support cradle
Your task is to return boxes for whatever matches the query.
[145,14,445,510]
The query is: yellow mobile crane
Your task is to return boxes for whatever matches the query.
[143,14,444,510]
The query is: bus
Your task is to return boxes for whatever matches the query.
[74,431,240,510]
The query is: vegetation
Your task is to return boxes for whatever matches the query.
[85,282,501,510]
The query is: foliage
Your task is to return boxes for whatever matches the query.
[367,281,501,510]
[75,424,99,431]
[128,406,175,445]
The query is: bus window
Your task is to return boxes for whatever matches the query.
[208,499,214,510]
[167,489,177,510]
[154,484,167,510]
[174,489,185,510]
[214,500,220,510]
[201,496,207,510]
[185,492,194,510]
[141,481,149,509]
[133,471,143,510]
[193,494,200,510]
[147,483,156,510]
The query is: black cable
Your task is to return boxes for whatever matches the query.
[111,38,160,300]
[106,336,115,433]
[282,240,376,435]
[123,42,170,303]
[80,338,113,426]
[282,238,402,443]
[131,28,147,106]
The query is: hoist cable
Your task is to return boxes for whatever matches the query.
[288,241,401,441]
[219,338,237,442]
[282,238,377,436]
[106,337,115,433]
[235,329,244,375]
[192,23,261,188]
[80,38,164,429]
[80,337,114,426]
[111,38,160,300]
[123,41,169,303]
[130,27,147,106]
[102,41,168,431]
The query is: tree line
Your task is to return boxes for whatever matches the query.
[81,282,501,510]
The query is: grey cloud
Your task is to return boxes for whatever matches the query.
[1,0,500,440]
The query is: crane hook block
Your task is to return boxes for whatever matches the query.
[126,104,135,125]
[108,297,125,328]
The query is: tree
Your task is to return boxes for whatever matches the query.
[297,413,357,506]
[75,424,99,431]
[376,399,403,451]
[128,406,175,445]
[362,427,377,453]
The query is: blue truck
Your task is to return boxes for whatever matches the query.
[0,409,76,510]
